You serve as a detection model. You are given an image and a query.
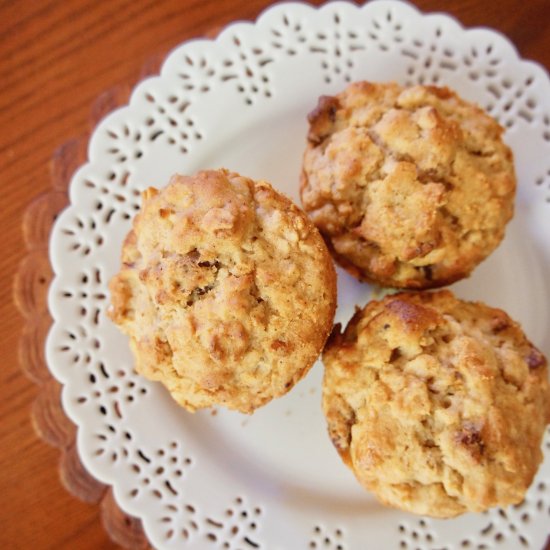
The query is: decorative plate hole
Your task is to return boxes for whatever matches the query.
[398,519,437,549]
[309,524,346,549]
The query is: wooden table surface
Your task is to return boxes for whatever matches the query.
[1,1,549,548]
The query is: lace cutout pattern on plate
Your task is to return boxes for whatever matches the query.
[47,2,550,548]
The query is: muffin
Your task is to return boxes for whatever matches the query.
[109,169,337,413]
[322,290,550,518]
[300,81,516,288]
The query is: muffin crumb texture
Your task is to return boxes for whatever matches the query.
[301,81,516,288]
[109,169,336,413]
[323,290,550,517]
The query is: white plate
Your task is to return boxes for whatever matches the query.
[47,1,550,548]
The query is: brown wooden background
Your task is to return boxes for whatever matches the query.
[1,1,549,548]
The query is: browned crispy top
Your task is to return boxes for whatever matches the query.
[109,169,337,413]
[301,81,516,288]
[323,290,550,517]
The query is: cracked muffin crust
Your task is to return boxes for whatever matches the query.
[300,81,516,288]
[109,169,337,413]
[322,290,550,517]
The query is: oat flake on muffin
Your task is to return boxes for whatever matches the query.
[322,290,550,518]
[300,81,516,288]
[109,169,337,413]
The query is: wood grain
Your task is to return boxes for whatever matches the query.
[1,1,549,548]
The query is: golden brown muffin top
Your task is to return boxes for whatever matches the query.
[301,82,516,288]
[323,290,550,517]
[109,169,337,413]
